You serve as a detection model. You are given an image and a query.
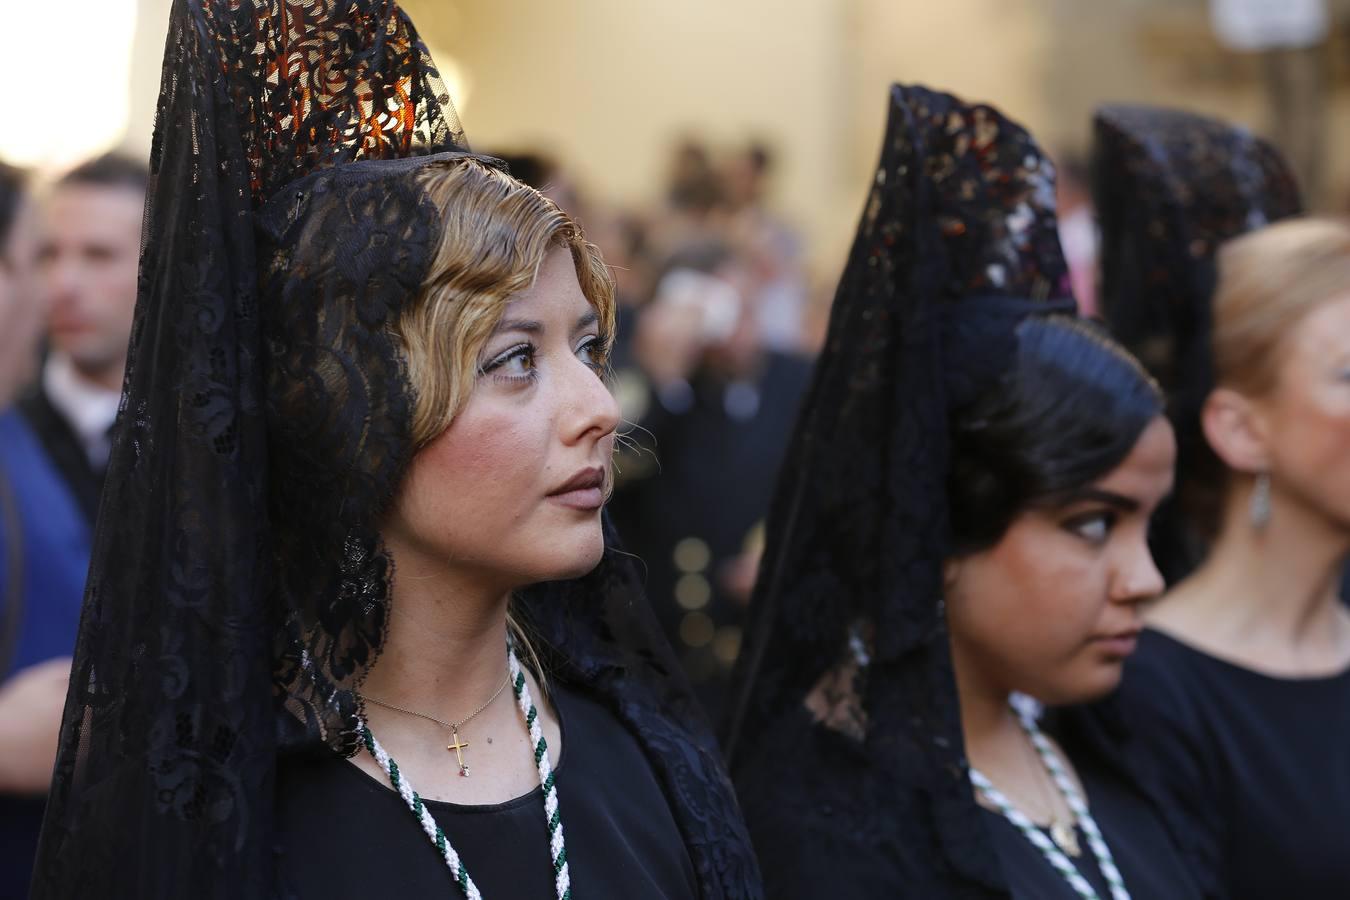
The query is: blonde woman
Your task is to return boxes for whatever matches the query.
[30,1,760,898]
[1095,218,1350,899]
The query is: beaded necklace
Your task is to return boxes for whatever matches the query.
[969,710,1131,900]
[360,645,571,899]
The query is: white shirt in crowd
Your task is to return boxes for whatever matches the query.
[42,353,120,470]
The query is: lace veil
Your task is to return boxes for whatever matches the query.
[31,1,758,896]
[722,84,1074,898]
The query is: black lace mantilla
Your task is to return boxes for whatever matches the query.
[723,84,1074,899]
[32,1,759,897]
[1092,105,1302,583]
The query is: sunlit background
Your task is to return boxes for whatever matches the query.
[5,0,1350,285]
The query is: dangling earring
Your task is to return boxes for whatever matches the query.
[1250,472,1272,530]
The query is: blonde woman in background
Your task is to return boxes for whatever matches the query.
[1088,218,1350,899]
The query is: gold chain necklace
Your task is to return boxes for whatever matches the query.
[1020,724,1081,857]
[363,673,510,777]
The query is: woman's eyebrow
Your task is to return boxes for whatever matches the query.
[1061,487,1140,512]
[493,310,598,338]
[493,318,544,335]
[573,309,599,336]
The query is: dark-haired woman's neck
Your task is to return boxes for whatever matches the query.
[951,649,1080,827]
[950,649,1026,781]
[1150,481,1350,676]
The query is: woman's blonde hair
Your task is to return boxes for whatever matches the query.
[396,157,615,447]
[1213,216,1350,397]
[391,158,615,683]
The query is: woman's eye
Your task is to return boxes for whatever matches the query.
[577,335,608,372]
[481,343,537,382]
[1065,512,1114,545]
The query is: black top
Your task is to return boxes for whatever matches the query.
[1108,627,1350,898]
[983,748,1200,900]
[276,679,698,898]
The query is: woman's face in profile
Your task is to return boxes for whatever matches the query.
[385,247,619,591]
[1257,293,1350,531]
[945,415,1176,706]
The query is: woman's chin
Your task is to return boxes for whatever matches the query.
[1063,666,1125,706]
[1024,664,1125,709]
[536,531,607,582]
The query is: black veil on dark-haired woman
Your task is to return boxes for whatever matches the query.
[723,85,1200,899]
[30,1,760,897]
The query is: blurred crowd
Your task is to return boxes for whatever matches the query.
[0,155,146,889]
[495,140,822,716]
[0,14,1343,876]
[0,101,1326,768]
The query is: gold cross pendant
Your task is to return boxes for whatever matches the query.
[447,727,471,777]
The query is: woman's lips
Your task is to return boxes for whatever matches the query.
[547,467,605,511]
[548,486,604,511]
[1092,630,1141,658]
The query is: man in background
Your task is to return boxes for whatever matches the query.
[0,153,146,897]
[19,154,146,520]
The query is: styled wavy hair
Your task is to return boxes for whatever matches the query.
[399,157,615,446]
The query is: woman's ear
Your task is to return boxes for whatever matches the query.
[1201,386,1271,474]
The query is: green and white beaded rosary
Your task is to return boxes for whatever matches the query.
[969,709,1132,900]
[359,644,571,900]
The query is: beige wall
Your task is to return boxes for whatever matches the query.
[113,0,1349,275]
[405,0,857,270]
[123,0,174,165]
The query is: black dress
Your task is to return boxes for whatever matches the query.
[1105,627,1350,898]
[277,680,698,897]
[984,749,1201,899]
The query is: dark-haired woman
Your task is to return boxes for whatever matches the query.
[724,85,1201,899]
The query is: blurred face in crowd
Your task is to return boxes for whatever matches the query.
[0,196,43,402]
[39,183,144,389]
[945,416,1175,706]
[721,152,764,209]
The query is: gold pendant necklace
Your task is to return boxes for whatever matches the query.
[1019,722,1081,857]
[363,671,511,777]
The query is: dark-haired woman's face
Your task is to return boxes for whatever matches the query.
[946,416,1175,706]
[384,248,619,592]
